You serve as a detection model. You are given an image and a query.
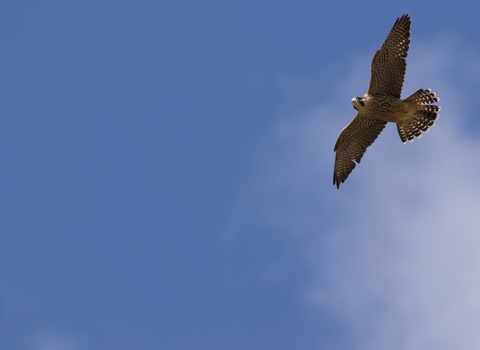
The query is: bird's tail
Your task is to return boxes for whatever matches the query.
[397,89,441,143]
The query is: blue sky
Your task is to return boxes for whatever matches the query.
[1,1,480,349]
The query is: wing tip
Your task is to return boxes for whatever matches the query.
[393,13,411,30]
[333,179,341,189]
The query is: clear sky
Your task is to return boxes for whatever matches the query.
[1,1,480,349]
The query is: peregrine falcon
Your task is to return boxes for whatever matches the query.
[333,14,440,188]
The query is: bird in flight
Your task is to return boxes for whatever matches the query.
[333,14,440,188]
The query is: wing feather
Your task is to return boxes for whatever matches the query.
[368,14,411,98]
[333,115,387,188]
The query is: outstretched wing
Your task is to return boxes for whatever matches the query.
[368,14,411,98]
[333,115,387,188]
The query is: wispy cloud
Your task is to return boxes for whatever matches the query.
[32,332,79,350]
[244,35,480,349]
[0,278,82,350]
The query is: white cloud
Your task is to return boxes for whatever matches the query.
[245,35,480,349]
[32,332,79,350]
[0,279,82,350]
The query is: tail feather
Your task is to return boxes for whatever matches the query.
[397,89,441,143]
[404,88,440,104]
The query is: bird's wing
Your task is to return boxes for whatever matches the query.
[367,14,411,98]
[333,114,387,188]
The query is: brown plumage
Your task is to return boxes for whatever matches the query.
[333,14,441,188]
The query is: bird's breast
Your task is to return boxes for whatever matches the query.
[363,96,405,123]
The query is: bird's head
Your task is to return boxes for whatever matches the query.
[351,96,366,111]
